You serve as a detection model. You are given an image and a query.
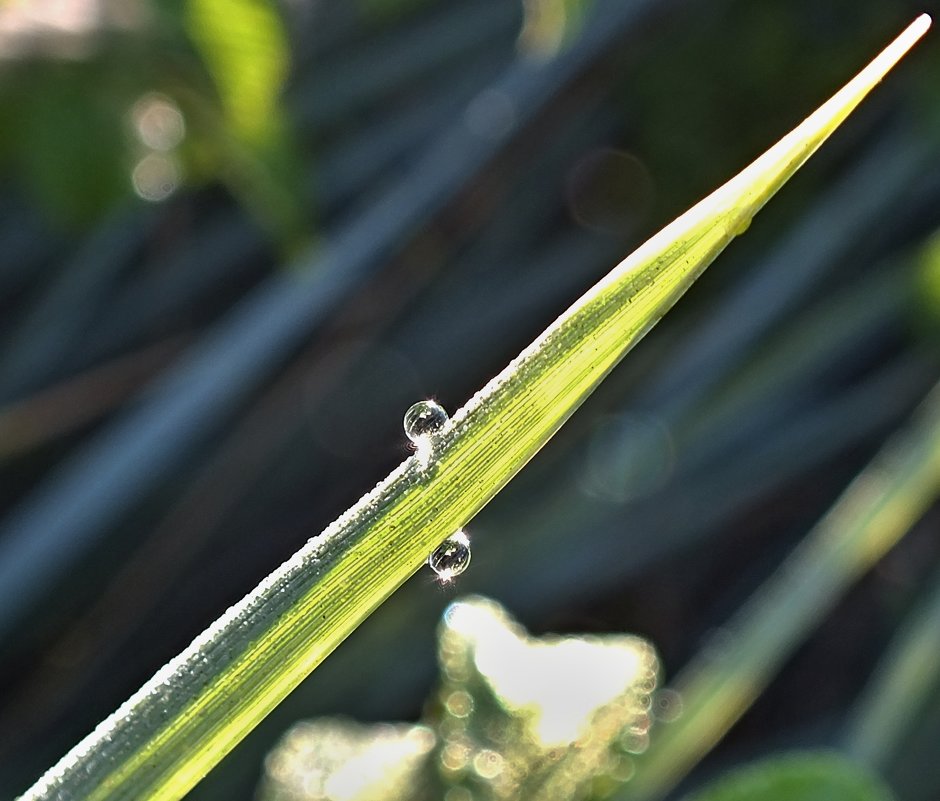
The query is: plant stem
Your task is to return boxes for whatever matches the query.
[843,565,940,768]
[621,378,940,801]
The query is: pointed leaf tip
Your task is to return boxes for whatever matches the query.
[696,12,933,240]
[888,13,931,60]
[871,14,931,79]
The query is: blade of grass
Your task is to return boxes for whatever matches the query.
[241,351,934,778]
[488,351,936,607]
[879,682,940,801]
[618,373,940,801]
[634,122,932,420]
[843,565,940,768]
[164,191,936,801]
[246,238,933,786]
[0,231,615,776]
[0,0,667,641]
[18,16,930,801]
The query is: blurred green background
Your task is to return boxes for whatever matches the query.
[0,0,938,798]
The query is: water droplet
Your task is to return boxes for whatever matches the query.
[404,400,448,443]
[131,152,180,202]
[473,748,504,779]
[652,688,683,722]
[619,728,650,754]
[441,741,471,772]
[733,215,752,236]
[609,754,635,782]
[429,530,471,582]
[444,689,474,718]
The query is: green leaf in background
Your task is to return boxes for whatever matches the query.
[518,0,596,56]
[184,0,289,149]
[18,16,930,801]
[916,228,940,326]
[844,564,940,770]
[0,0,306,242]
[619,378,940,801]
[682,752,895,801]
[182,0,308,247]
[9,66,131,226]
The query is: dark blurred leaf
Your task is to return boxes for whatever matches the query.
[915,228,940,327]
[682,752,895,801]
[9,66,130,226]
[356,0,437,26]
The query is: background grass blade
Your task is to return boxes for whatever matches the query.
[680,752,896,801]
[843,564,940,768]
[19,17,929,801]
[619,377,940,801]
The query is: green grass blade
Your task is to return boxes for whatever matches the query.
[619,376,940,801]
[844,565,940,768]
[19,16,930,801]
[680,752,896,801]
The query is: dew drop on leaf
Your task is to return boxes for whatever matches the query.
[733,215,752,236]
[428,530,471,582]
[403,399,448,443]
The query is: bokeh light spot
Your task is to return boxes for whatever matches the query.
[131,152,180,202]
[131,93,185,151]
[567,148,654,235]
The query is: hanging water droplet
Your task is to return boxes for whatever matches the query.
[428,530,471,582]
[733,215,752,236]
[404,400,449,443]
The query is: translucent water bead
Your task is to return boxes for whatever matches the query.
[403,401,471,580]
[428,530,471,582]
[403,399,449,443]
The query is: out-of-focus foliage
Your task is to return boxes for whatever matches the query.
[1,1,939,800]
[432,597,655,800]
[844,561,940,771]
[18,25,919,797]
[255,372,940,801]
[182,0,288,148]
[175,0,306,246]
[916,228,940,324]
[0,0,304,243]
[519,0,595,56]
[2,58,136,225]
[620,379,940,800]
[261,720,436,801]
[681,753,895,801]
[258,597,657,801]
